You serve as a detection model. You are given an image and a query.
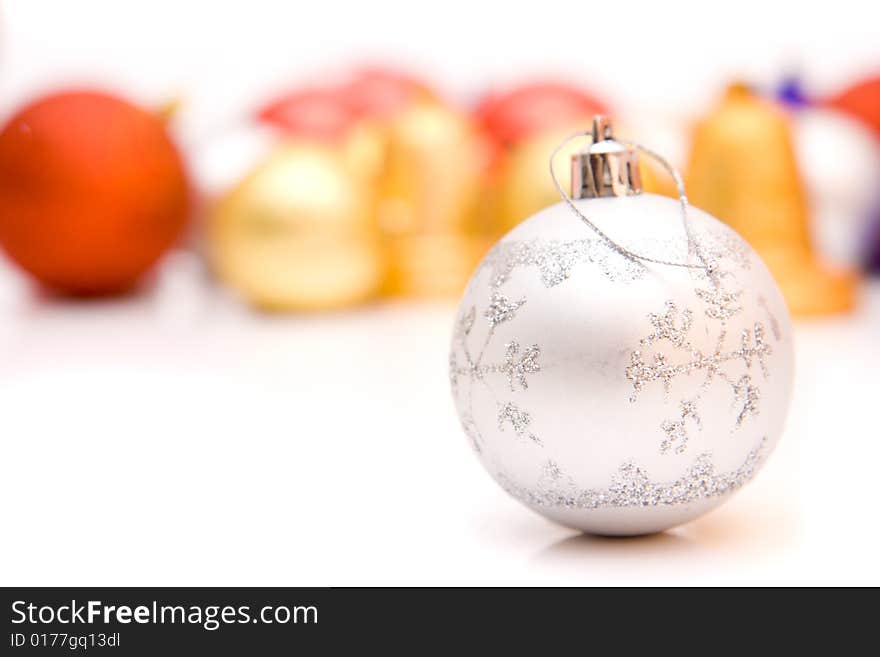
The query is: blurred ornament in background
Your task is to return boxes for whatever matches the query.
[774,76,880,270]
[378,100,490,297]
[820,74,880,274]
[474,81,608,233]
[341,67,437,120]
[474,80,673,233]
[256,86,386,183]
[865,202,880,273]
[827,75,880,139]
[207,144,384,310]
[257,67,488,298]
[474,81,607,147]
[317,66,489,298]
[257,87,361,142]
[0,90,190,295]
[621,107,689,199]
[487,128,587,233]
[247,67,484,301]
[450,117,794,535]
[338,66,441,182]
[775,74,810,108]
[686,83,855,316]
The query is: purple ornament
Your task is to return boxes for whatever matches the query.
[864,203,880,274]
[775,75,812,109]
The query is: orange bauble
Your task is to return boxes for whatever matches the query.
[0,90,190,294]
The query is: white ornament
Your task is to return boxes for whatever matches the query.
[450,120,794,536]
[792,108,880,267]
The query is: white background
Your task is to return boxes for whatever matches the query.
[1,0,879,585]
[2,0,879,136]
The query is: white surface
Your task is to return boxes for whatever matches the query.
[0,254,878,586]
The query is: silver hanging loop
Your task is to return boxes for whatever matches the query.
[549,116,704,271]
[571,116,643,198]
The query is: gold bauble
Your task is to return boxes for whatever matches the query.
[378,101,488,297]
[208,143,384,311]
[340,119,387,184]
[686,83,855,316]
[489,127,579,234]
[384,233,492,298]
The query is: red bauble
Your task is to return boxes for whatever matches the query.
[826,76,880,139]
[257,68,435,141]
[474,81,608,146]
[0,90,190,294]
[341,67,434,120]
[256,88,358,141]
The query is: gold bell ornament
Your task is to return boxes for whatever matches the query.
[208,143,385,311]
[686,83,856,315]
[377,100,490,297]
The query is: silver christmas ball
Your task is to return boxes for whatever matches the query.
[450,192,794,535]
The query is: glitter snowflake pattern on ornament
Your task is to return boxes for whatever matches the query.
[451,230,648,453]
[484,293,526,327]
[641,301,693,349]
[498,402,541,445]
[625,250,776,454]
[501,341,540,391]
[450,295,544,449]
[497,437,768,510]
[660,399,702,455]
[479,238,646,290]
[695,284,743,321]
[732,375,760,427]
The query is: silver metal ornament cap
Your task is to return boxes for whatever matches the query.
[571,116,643,199]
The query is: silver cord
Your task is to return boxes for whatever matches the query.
[549,131,705,271]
